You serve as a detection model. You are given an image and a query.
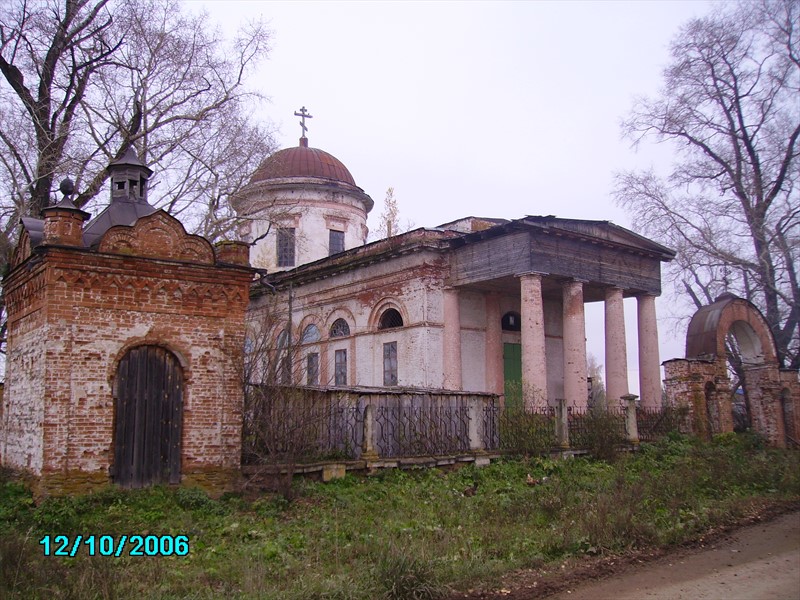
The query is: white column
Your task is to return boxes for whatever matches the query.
[520,273,548,409]
[443,287,462,390]
[484,292,503,395]
[604,287,629,407]
[563,280,588,410]
[637,294,662,409]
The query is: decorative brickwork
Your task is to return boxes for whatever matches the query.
[1,160,252,496]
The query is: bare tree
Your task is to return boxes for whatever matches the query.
[615,0,800,369]
[0,0,120,216]
[73,0,276,233]
[0,0,276,354]
[371,186,414,241]
[242,296,348,500]
[586,353,607,409]
[0,0,274,235]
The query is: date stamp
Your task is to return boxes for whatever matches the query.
[39,534,189,557]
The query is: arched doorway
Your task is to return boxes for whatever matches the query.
[113,345,183,487]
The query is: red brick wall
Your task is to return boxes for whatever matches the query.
[2,213,251,495]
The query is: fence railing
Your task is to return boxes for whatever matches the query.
[242,385,681,465]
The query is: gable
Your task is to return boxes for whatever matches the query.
[520,216,675,259]
[97,211,215,265]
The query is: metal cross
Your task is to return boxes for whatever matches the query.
[294,106,313,138]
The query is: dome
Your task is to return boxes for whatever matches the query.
[249,140,357,186]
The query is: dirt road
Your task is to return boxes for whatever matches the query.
[547,511,800,600]
[453,508,800,600]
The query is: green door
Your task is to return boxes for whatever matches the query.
[503,343,522,409]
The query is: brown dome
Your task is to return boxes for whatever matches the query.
[249,141,356,186]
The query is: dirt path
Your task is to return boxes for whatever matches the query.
[451,507,800,600]
[547,511,800,600]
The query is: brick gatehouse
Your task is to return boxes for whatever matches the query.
[1,150,252,495]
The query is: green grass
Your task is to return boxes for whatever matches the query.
[1,432,798,599]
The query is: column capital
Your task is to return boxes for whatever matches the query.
[516,271,548,279]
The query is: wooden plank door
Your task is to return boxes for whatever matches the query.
[114,346,183,487]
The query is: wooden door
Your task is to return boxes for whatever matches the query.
[503,343,522,409]
[113,346,183,487]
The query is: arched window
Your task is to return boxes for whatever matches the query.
[501,311,521,331]
[330,318,350,338]
[301,324,321,344]
[276,329,289,349]
[276,329,291,384]
[378,308,404,330]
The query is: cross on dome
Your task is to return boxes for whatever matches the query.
[294,106,313,142]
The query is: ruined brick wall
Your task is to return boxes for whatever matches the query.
[779,370,800,445]
[663,358,733,438]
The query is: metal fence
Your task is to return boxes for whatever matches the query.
[242,385,682,465]
[636,406,686,443]
[242,386,488,463]
[482,405,556,452]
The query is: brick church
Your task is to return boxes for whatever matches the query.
[1,117,685,494]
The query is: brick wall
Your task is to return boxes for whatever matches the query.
[2,211,251,495]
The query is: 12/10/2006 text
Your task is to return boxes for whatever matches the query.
[39,534,189,557]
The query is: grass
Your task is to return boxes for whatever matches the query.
[1,432,798,599]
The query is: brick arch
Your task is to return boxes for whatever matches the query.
[686,293,778,365]
[368,298,409,331]
[109,336,192,389]
[325,307,357,339]
[666,293,794,447]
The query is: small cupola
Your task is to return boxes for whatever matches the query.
[107,147,153,203]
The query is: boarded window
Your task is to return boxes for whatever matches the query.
[307,353,319,386]
[277,227,295,267]
[334,349,347,386]
[329,229,345,255]
[378,308,404,329]
[383,341,398,386]
[501,311,521,331]
[330,318,350,338]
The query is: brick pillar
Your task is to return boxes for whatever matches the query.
[215,240,250,266]
[42,202,90,247]
[520,273,548,409]
[637,294,662,409]
[563,280,588,410]
[443,287,462,390]
[604,287,629,407]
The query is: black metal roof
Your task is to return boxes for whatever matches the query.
[82,196,158,247]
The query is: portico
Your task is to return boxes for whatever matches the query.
[445,216,674,409]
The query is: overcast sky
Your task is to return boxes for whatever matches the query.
[188,0,723,395]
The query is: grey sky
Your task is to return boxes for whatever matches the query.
[189,0,722,394]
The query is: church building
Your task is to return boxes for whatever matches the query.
[238,119,675,411]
